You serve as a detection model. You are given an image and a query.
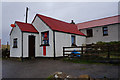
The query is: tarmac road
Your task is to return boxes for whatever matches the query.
[2,58,119,78]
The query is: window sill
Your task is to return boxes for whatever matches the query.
[40,44,50,46]
[13,46,18,48]
[86,36,93,38]
[103,35,108,36]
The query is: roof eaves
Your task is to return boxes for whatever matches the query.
[15,21,39,33]
[22,31,39,34]
[79,22,120,30]
[10,21,22,35]
[53,30,86,36]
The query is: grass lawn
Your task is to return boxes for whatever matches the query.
[62,57,120,65]
[63,58,102,64]
[110,55,120,58]
[99,55,120,59]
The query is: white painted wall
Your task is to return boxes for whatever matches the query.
[32,16,54,57]
[10,23,39,58]
[10,15,86,58]
[10,24,22,57]
[76,35,86,46]
[80,24,119,44]
[55,32,71,57]
[55,31,86,57]
[32,16,86,57]
[118,24,120,41]
[22,32,39,57]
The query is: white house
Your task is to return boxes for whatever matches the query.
[10,14,86,58]
[77,15,120,44]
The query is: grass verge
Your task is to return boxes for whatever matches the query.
[62,57,120,65]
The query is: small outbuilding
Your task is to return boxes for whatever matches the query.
[10,14,86,58]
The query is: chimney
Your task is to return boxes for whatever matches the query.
[71,20,75,24]
[25,7,28,23]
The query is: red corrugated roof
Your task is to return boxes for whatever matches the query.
[77,15,120,29]
[37,14,85,36]
[15,21,39,33]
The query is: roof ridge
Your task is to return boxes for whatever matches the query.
[77,15,119,25]
[15,21,31,25]
[37,14,74,25]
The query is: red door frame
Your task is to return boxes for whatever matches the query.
[43,46,46,56]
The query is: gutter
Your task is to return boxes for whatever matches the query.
[53,31,56,60]
[21,32,23,61]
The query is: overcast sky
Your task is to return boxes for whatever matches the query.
[1,1,119,44]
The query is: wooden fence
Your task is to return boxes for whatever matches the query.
[63,44,120,59]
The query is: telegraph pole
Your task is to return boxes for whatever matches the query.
[25,7,28,23]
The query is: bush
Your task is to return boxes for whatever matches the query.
[96,41,120,53]
[46,75,54,80]
[96,41,106,45]
[2,48,10,58]
[96,41,120,45]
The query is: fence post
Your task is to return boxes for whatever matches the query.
[7,42,9,50]
[81,46,83,54]
[63,47,65,57]
[107,44,110,59]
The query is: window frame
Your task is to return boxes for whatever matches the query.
[71,35,76,46]
[13,38,18,48]
[86,29,93,37]
[40,31,49,46]
[103,26,108,36]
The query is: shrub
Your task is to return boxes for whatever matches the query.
[2,48,10,58]
[96,41,120,45]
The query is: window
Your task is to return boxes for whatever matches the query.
[13,38,17,48]
[103,27,108,36]
[41,31,49,46]
[87,29,93,37]
[71,35,76,46]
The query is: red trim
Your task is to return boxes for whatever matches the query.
[43,46,46,56]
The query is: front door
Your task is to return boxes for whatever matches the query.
[28,35,35,58]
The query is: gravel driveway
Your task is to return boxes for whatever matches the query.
[2,58,119,78]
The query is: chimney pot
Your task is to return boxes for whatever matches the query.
[71,20,75,24]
